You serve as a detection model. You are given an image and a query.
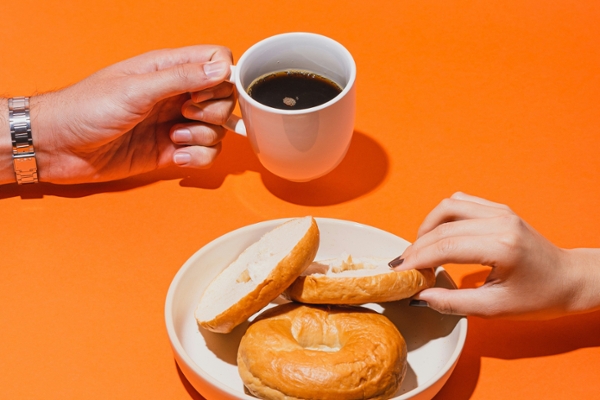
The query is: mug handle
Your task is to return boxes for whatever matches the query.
[223,114,246,136]
[223,65,247,137]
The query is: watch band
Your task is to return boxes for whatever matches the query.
[8,96,39,184]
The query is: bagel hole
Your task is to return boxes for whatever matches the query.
[302,262,328,275]
[291,322,342,352]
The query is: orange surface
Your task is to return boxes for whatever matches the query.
[1,1,599,399]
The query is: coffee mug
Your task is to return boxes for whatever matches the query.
[224,32,356,182]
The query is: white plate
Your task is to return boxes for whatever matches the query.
[165,218,467,400]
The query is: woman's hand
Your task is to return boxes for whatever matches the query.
[391,192,600,320]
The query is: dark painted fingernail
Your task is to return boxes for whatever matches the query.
[388,256,404,268]
[409,300,429,307]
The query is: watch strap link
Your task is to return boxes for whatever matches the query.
[9,96,39,184]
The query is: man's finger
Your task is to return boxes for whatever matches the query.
[138,60,231,103]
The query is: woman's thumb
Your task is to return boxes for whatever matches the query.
[414,287,487,317]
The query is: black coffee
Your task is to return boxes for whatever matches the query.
[247,70,343,110]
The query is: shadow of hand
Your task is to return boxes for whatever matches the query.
[2,130,389,207]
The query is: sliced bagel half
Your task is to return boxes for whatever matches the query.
[195,216,320,333]
[283,254,435,305]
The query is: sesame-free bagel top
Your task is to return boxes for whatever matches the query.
[237,303,407,400]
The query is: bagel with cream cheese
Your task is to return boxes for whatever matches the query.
[195,216,320,333]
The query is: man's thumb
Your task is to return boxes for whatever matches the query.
[144,60,231,102]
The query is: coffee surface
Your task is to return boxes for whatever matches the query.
[247,70,343,110]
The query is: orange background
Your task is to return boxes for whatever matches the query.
[1,1,599,399]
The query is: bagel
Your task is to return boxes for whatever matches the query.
[283,254,435,304]
[237,303,407,400]
[195,216,320,333]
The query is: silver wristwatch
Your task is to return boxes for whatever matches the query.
[9,96,39,184]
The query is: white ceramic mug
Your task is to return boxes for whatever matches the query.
[224,32,356,182]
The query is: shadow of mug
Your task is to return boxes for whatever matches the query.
[177,128,389,206]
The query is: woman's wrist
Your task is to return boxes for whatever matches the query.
[562,248,600,315]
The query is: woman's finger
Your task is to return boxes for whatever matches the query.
[417,195,513,238]
[394,232,518,271]
[450,192,511,208]
[413,286,508,318]
[407,215,515,255]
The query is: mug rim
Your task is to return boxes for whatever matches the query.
[232,32,356,115]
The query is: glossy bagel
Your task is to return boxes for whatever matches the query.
[237,303,407,400]
[284,255,436,304]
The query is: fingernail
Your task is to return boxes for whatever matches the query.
[203,60,228,78]
[388,256,404,268]
[172,128,192,144]
[174,152,191,165]
[409,300,429,308]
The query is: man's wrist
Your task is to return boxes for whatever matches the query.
[9,97,39,184]
[0,98,18,184]
[1,94,59,185]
